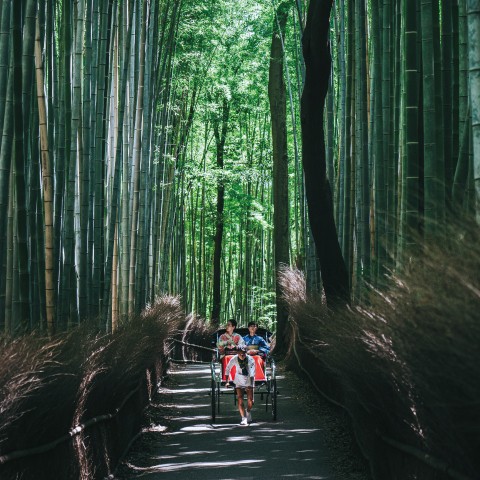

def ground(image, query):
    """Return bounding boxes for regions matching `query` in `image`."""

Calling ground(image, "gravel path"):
[114,363,371,479]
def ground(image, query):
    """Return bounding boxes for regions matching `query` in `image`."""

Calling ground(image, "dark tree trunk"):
[269,1,290,352]
[210,99,230,327]
[300,0,350,306]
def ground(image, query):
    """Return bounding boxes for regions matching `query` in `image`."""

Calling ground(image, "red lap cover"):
[221,355,266,382]
[253,355,266,381]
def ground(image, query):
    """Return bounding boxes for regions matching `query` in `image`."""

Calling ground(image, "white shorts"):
[234,373,253,388]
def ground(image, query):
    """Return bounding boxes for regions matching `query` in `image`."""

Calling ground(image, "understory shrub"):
[0,295,183,479]
[170,314,216,363]
[280,223,480,479]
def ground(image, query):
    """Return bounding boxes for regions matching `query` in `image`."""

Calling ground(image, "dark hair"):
[247,321,257,328]
[227,318,237,328]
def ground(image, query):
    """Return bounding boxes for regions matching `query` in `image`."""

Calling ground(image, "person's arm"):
[259,336,270,355]
[225,355,236,378]
[217,334,226,356]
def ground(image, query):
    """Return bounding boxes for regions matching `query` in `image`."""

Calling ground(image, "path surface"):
[115,363,370,479]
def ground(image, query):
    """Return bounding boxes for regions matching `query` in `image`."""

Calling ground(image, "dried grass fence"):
[0,295,183,480]
[280,223,480,480]
[169,313,216,363]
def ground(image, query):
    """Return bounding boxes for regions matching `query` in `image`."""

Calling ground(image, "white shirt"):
[225,354,256,387]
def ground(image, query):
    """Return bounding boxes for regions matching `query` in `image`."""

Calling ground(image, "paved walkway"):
[115,363,341,479]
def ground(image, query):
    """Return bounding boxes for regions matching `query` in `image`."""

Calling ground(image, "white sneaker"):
[240,417,248,426]
[246,411,252,423]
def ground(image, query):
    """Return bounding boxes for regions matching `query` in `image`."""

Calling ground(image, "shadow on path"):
[115,364,337,479]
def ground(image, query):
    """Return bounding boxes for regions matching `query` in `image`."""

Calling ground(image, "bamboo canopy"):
[0,0,478,334]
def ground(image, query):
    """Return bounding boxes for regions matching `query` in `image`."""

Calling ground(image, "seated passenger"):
[243,321,270,359]
[217,318,244,359]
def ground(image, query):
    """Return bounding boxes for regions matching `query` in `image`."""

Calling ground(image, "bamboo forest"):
[0,0,479,479]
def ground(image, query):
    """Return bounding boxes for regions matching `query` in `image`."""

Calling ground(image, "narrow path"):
[115,363,370,479]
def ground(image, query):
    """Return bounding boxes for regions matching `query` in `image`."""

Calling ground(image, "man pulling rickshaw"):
[224,344,256,425]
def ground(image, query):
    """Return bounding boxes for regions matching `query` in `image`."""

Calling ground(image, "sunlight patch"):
[180,424,215,432]
[257,428,319,434]
[282,476,327,479]
[179,450,218,456]
[225,435,255,442]
[170,368,211,375]
[142,424,168,433]
[158,387,211,394]
[174,415,211,421]
[176,403,210,408]
[132,458,265,473]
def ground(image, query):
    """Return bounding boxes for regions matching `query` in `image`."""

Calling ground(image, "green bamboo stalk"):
[371,0,386,281]
[442,0,454,199]
[35,15,55,335]
[0,51,13,326]
[0,46,13,259]
[103,0,135,322]
[420,0,438,237]
[354,0,370,288]
[5,166,14,334]
[0,0,11,144]
[342,0,354,285]
[92,0,112,318]
[336,0,346,246]
[29,96,42,330]
[13,0,30,331]
[402,0,419,256]
[80,0,92,320]
[452,2,460,178]
[433,1,445,228]
[459,0,469,161]
[128,0,147,314]
[467,0,480,221]
[382,0,394,260]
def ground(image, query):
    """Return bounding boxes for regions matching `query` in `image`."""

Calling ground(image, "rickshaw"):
[210,327,278,422]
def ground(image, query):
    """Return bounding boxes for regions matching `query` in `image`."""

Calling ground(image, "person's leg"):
[246,386,254,423]
[236,387,246,419]
[246,387,254,411]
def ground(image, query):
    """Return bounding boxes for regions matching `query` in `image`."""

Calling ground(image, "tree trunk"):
[210,98,229,327]
[300,0,349,306]
[268,0,290,351]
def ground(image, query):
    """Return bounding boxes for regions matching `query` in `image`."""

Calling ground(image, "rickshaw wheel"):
[271,378,277,421]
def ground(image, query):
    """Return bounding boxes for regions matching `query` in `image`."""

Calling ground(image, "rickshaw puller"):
[225,344,256,425]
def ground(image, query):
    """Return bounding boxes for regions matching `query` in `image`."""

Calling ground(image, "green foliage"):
[172,0,291,324]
